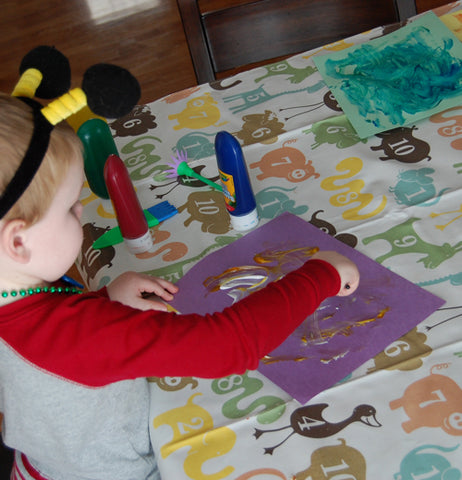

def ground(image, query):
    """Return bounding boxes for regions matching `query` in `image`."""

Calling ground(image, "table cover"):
[77,3,462,478]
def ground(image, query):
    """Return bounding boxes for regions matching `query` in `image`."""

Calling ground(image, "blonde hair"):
[0,93,83,225]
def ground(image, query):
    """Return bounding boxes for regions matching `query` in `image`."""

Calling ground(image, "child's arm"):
[311,251,359,296]
[1,252,359,386]
[106,251,359,311]
[106,271,179,311]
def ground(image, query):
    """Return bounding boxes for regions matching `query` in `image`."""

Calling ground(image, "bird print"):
[254,403,381,454]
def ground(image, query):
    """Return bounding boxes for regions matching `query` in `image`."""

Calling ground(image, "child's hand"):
[106,271,178,311]
[311,251,360,296]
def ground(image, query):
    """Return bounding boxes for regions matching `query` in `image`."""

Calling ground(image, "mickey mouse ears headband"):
[0,45,140,219]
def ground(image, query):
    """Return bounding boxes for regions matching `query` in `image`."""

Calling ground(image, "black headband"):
[0,98,53,219]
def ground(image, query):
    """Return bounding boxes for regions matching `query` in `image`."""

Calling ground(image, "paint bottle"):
[215,131,259,231]
[103,154,153,254]
[78,118,119,199]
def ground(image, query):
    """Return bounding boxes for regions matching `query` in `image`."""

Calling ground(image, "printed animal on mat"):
[249,141,319,183]
[394,444,461,480]
[168,93,226,130]
[362,217,462,268]
[294,438,366,480]
[390,373,462,435]
[308,209,358,248]
[370,126,431,163]
[254,403,380,454]
[389,168,449,207]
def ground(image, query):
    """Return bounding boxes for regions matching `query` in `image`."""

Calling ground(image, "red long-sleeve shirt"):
[0,259,339,387]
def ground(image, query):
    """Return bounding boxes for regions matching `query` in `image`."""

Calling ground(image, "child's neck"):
[0,277,50,306]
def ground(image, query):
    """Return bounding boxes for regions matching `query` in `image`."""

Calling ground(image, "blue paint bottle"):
[215,131,259,231]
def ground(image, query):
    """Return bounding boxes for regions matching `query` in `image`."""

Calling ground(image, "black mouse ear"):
[82,63,140,118]
[19,45,71,99]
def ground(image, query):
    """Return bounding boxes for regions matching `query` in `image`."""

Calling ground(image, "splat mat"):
[314,12,462,139]
[170,213,444,404]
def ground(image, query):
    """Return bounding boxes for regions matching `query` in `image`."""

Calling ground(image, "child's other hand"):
[311,251,360,296]
[107,271,178,311]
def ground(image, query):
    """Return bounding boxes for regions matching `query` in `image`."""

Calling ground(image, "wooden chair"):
[177,0,418,84]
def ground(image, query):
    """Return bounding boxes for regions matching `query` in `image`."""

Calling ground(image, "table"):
[77,3,462,478]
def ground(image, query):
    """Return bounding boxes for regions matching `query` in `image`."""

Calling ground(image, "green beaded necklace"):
[1,285,82,299]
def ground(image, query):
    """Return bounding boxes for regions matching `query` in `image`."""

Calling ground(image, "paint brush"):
[92,201,178,250]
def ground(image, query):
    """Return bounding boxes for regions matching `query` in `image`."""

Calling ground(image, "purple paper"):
[171,213,444,404]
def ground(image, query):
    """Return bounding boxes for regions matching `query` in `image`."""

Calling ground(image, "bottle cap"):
[123,230,153,254]
[230,208,259,231]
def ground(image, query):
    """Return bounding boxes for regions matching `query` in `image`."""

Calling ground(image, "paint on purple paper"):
[170,213,444,404]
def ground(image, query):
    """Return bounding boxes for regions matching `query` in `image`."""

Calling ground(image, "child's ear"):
[0,219,31,263]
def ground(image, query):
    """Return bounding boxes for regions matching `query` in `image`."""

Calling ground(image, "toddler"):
[0,93,359,480]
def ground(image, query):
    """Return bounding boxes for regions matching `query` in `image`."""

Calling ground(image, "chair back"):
[177,0,417,84]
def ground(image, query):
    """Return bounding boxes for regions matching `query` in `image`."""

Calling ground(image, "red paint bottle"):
[103,154,153,254]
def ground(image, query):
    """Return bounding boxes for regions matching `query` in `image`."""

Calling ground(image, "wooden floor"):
[0,0,198,104]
